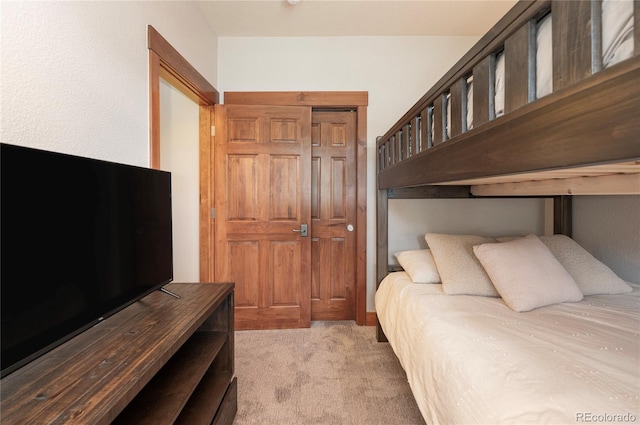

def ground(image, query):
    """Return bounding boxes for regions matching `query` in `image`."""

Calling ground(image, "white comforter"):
[376,272,640,425]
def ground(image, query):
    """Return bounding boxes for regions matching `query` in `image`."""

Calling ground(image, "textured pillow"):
[394,249,440,284]
[538,235,632,295]
[473,235,583,312]
[425,233,499,296]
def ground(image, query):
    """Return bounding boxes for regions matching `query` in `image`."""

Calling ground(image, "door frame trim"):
[147,26,219,280]
[147,25,219,168]
[224,91,368,326]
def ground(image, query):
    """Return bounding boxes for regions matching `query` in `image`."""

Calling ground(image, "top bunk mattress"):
[376,272,640,424]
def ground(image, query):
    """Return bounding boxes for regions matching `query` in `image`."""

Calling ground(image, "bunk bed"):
[375,0,640,423]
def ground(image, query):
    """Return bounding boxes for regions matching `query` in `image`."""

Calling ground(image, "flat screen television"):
[0,143,173,378]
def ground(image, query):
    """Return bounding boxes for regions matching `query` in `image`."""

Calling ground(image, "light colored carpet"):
[232,321,426,425]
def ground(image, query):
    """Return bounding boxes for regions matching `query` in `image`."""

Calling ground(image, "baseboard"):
[365,311,377,326]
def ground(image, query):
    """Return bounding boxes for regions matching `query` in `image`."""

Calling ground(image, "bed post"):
[376,134,390,342]
[376,187,389,342]
[553,195,572,237]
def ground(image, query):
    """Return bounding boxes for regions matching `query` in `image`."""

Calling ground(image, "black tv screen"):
[1,143,173,377]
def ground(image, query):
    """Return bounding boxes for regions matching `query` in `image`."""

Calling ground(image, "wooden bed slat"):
[505,20,535,112]
[388,186,471,199]
[552,0,593,90]
[471,173,640,196]
[383,141,390,169]
[432,99,444,146]
[420,109,429,151]
[395,130,404,162]
[450,79,464,138]
[405,123,411,158]
[437,162,640,185]
[472,56,493,127]
[553,196,572,238]
[391,133,398,163]
[410,116,419,157]
[391,132,398,164]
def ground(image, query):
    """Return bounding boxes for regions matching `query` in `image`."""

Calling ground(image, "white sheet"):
[445,92,451,140]
[603,0,635,68]
[536,14,553,99]
[376,272,640,425]
[429,105,434,146]
[494,52,505,118]
[466,76,473,131]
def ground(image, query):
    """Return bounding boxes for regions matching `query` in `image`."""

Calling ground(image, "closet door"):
[214,104,312,330]
[310,111,357,320]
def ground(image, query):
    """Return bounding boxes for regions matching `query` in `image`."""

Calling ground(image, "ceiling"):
[197,0,518,37]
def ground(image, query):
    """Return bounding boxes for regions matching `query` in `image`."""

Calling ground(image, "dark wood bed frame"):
[375,0,640,342]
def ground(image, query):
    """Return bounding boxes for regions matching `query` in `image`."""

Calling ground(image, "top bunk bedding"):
[377,0,640,195]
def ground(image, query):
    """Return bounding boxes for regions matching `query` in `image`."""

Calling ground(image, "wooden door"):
[214,104,312,330]
[310,111,357,320]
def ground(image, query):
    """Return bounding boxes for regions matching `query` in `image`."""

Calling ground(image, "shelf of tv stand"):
[0,282,236,425]
[114,332,227,424]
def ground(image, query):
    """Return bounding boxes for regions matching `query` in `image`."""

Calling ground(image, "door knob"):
[292,224,308,237]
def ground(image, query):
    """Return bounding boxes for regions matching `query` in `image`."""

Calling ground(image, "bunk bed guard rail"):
[377,0,640,190]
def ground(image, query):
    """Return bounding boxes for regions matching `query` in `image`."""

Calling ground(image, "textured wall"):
[1,1,217,166]
[388,198,546,262]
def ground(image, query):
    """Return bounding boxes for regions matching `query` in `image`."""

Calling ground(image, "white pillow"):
[394,249,440,284]
[425,233,499,296]
[473,235,583,312]
[538,235,632,295]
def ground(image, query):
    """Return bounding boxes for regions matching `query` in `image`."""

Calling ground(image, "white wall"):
[574,196,640,283]
[1,1,217,167]
[160,80,200,283]
[388,198,546,262]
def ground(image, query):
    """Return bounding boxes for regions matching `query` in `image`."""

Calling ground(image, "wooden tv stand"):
[0,282,236,425]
